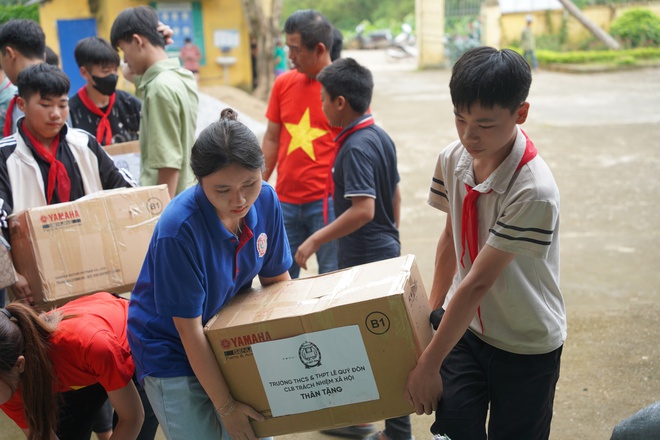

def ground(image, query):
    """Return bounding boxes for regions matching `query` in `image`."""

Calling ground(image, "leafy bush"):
[610,8,660,48]
[533,47,660,64]
[0,4,39,24]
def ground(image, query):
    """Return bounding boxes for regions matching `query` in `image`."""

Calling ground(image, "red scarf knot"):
[77,85,116,146]
[21,121,70,204]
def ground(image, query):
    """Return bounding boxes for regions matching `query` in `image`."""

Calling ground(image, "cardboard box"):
[9,185,169,306]
[103,140,140,183]
[204,255,433,437]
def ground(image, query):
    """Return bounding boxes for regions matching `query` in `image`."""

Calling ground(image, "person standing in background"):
[44,46,59,67]
[261,9,339,279]
[521,15,538,70]
[330,27,343,62]
[110,6,198,199]
[274,38,287,77]
[180,37,202,83]
[0,19,46,137]
[70,37,141,146]
[0,66,16,143]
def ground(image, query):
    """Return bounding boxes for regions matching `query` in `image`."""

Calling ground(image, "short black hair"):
[110,6,165,49]
[330,27,343,62]
[450,46,531,114]
[190,108,264,179]
[284,10,333,52]
[44,46,59,67]
[0,19,46,60]
[317,58,372,114]
[74,37,120,70]
[17,63,70,101]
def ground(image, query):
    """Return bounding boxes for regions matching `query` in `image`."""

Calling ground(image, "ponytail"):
[1,303,60,440]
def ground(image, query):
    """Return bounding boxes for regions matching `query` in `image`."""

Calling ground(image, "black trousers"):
[56,377,158,440]
[430,310,562,440]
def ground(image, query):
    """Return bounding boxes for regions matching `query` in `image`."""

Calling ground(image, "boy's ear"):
[79,66,90,81]
[4,46,17,61]
[336,95,347,111]
[132,33,144,49]
[16,96,26,112]
[516,102,530,124]
[315,42,326,57]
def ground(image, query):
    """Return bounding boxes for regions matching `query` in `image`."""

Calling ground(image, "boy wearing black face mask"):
[69,37,141,146]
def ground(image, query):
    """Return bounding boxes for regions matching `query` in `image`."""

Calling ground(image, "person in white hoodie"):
[110,6,198,199]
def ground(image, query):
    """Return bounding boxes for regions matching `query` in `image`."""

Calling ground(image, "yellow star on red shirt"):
[284,108,328,161]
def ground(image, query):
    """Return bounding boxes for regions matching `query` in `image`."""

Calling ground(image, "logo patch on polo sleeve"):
[257,232,268,257]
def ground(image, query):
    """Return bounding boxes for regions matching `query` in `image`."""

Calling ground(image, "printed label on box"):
[251,325,379,417]
[109,153,141,183]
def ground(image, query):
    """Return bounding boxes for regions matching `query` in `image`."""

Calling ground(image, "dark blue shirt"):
[333,115,400,269]
[127,182,292,382]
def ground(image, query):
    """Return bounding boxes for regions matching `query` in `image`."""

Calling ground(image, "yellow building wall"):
[39,0,252,88]
[499,4,660,47]
[197,0,252,89]
[39,0,92,61]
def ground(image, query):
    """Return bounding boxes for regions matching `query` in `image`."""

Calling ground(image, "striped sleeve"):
[487,200,559,259]
[428,153,449,212]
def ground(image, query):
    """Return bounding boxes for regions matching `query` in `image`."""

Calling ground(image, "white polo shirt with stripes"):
[428,126,566,355]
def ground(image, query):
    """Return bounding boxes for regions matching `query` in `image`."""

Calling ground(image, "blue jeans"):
[281,199,338,278]
[523,50,538,69]
[143,375,272,440]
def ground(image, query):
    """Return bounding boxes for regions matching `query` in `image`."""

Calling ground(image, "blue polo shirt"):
[333,115,400,269]
[128,182,292,382]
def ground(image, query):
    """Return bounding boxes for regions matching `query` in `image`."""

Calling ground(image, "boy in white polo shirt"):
[405,46,566,440]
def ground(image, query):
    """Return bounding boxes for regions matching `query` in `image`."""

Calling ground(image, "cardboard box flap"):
[208,255,416,329]
[102,140,140,156]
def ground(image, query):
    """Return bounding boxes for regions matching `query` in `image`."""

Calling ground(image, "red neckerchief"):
[21,121,69,204]
[323,115,375,224]
[460,130,537,333]
[77,85,116,145]
[3,95,17,137]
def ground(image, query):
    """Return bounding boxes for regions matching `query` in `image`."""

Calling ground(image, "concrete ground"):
[2,50,658,439]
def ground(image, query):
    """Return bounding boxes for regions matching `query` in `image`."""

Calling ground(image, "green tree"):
[282,0,414,33]
[0,3,39,24]
[610,8,660,48]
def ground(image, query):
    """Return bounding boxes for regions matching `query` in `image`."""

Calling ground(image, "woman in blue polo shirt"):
[128,108,292,440]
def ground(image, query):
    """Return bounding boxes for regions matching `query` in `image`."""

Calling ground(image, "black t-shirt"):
[333,117,400,269]
[69,89,141,146]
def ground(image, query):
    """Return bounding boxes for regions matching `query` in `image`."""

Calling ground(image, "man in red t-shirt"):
[262,9,339,279]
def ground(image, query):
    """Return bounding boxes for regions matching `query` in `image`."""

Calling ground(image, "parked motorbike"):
[385,23,417,61]
[351,23,393,50]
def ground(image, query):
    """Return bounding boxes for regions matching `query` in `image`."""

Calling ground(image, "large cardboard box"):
[204,255,433,437]
[103,140,140,182]
[9,185,169,306]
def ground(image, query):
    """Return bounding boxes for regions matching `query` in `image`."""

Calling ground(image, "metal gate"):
[444,0,483,64]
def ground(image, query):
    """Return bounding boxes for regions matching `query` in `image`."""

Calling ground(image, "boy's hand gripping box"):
[204,255,433,437]
[8,185,169,306]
